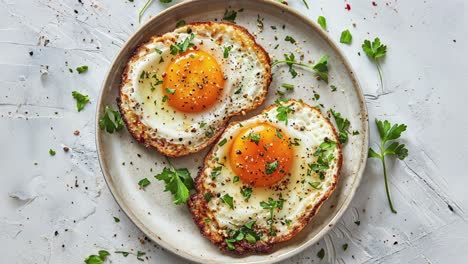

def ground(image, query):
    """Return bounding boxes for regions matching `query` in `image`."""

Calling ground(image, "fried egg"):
[188,100,342,253]
[118,22,271,157]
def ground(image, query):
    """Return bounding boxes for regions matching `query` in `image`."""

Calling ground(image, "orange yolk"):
[163,49,224,113]
[229,123,294,187]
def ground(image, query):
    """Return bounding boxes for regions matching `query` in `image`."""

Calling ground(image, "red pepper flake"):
[372,1,377,6]
[345,3,351,11]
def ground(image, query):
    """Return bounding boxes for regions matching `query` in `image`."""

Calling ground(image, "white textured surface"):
[1,0,467,263]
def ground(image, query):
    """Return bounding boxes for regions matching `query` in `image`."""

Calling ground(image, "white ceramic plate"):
[96,0,368,263]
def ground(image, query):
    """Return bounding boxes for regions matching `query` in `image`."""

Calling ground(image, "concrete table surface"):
[1,0,467,263]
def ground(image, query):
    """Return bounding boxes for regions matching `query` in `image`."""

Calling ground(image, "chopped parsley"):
[225,220,261,250]
[275,129,283,139]
[223,46,232,58]
[199,122,206,128]
[243,132,260,144]
[342,244,348,251]
[221,194,234,209]
[281,83,294,90]
[218,138,227,146]
[260,196,284,235]
[76,65,88,74]
[340,29,353,44]
[329,109,351,143]
[240,187,252,201]
[165,87,175,94]
[154,158,194,205]
[302,0,310,9]
[368,119,408,213]
[162,95,169,102]
[175,20,186,28]
[138,178,151,188]
[84,250,110,264]
[115,251,130,257]
[99,106,124,133]
[204,192,212,202]
[233,176,239,183]
[309,181,322,190]
[317,16,327,30]
[317,248,325,259]
[136,251,146,261]
[284,35,296,44]
[265,160,278,175]
[308,139,337,179]
[330,85,338,92]
[210,166,222,180]
[271,53,329,83]
[113,217,120,223]
[49,149,56,156]
[170,33,195,55]
[72,91,90,112]
[275,98,294,125]
[222,9,237,23]
[362,37,387,91]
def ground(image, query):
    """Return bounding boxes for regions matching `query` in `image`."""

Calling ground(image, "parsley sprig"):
[271,53,329,83]
[260,196,285,235]
[275,98,294,125]
[154,157,194,205]
[170,33,195,55]
[368,119,408,213]
[329,110,350,143]
[308,139,337,180]
[72,91,89,112]
[225,220,261,250]
[84,250,110,264]
[362,38,387,91]
[99,106,124,133]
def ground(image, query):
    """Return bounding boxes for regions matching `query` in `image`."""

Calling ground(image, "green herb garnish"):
[265,160,278,175]
[170,33,195,55]
[223,46,232,58]
[275,98,294,125]
[317,248,325,259]
[99,106,124,133]
[225,220,261,250]
[260,196,284,235]
[222,9,237,23]
[240,187,252,201]
[138,0,172,22]
[84,250,110,264]
[317,16,327,30]
[113,217,120,223]
[76,65,88,74]
[154,158,194,205]
[49,149,56,156]
[271,53,329,83]
[221,193,234,209]
[233,176,239,183]
[218,138,227,146]
[175,20,186,28]
[329,110,351,143]
[362,37,387,91]
[72,91,89,112]
[285,35,296,44]
[340,29,352,44]
[368,119,408,213]
[138,178,151,188]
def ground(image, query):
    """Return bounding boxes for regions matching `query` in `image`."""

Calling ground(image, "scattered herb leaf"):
[72,91,90,112]
[317,16,327,30]
[99,106,124,133]
[362,37,387,91]
[154,158,194,205]
[340,29,353,44]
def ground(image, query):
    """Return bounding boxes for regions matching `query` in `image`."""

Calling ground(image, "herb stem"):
[271,60,313,70]
[375,60,384,93]
[139,0,153,23]
[380,144,397,213]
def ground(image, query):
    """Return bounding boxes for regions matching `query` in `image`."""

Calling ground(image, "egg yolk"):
[229,123,294,187]
[163,49,224,113]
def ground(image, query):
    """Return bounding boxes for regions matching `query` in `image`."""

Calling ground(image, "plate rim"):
[95,0,369,263]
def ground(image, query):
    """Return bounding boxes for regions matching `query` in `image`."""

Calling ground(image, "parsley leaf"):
[243,132,260,144]
[72,91,90,112]
[154,158,194,205]
[260,196,284,235]
[76,65,88,74]
[362,37,387,91]
[308,139,337,179]
[340,29,353,44]
[285,35,296,44]
[275,98,294,125]
[317,16,327,30]
[271,53,329,83]
[221,194,234,209]
[223,46,232,58]
[170,34,195,55]
[329,110,351,143]
[175,20,186,28]
[138,178,151,189]
[317,248,325,259]
[222,9,237,23]
[84,250,110,264]
[265,160,278,175]
[218,138,227,146]
[368,119,408,213]
[204,192,212,202]
[225,220,261,250]
[240,187,252,201]
[49,149,56,156]
[99,106,124,133]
